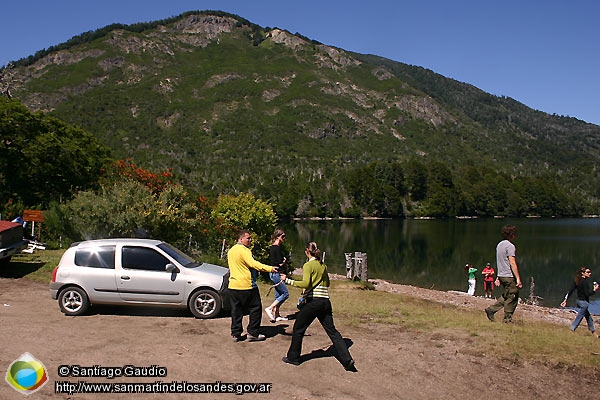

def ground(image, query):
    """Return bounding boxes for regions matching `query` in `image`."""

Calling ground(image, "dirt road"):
[0,277,597,399]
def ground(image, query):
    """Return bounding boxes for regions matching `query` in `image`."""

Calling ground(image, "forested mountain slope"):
[4,10,600,217]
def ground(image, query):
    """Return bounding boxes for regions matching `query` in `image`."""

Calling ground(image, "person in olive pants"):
[485,225,522,323]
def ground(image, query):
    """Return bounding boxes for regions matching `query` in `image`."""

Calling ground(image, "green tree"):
[0,97,111,213]
[372,161,406,216]
[210,193,278,262]
[373,161,406,195]
[405,159,428,202]
[344,167,383,216]
[505,188,528,217]
[422,162,459,217]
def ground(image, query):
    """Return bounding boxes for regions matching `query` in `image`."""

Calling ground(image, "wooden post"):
[360,252,368,282]
[345,253,353,279]
[220,239,226,259]
[354,252,362,281]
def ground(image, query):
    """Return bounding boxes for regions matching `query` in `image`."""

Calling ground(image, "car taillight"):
[51,266,59,282]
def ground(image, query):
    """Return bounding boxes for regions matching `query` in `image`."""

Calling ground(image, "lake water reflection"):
[280,218,600,308]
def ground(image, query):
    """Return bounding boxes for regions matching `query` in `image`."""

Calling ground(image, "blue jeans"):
[269,272,289,305]
[570,300,595,332]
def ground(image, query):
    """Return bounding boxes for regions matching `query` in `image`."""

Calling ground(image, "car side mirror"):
[165,263,180,273]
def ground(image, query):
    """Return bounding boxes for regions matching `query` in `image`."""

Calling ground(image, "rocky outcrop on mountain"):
[268,28,308,49]
[171,14,237,47]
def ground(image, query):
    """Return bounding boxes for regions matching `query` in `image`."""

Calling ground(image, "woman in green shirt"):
[281,242,355,371]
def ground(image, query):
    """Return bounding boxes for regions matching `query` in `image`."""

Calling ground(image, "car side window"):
[122,246,170,271]
[74,246,116,269]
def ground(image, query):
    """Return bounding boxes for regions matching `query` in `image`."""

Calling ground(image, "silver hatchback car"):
[50,239,230,319]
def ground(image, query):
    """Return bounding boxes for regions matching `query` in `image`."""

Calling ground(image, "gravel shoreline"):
[320,270,578,326]
[368,277,578,325]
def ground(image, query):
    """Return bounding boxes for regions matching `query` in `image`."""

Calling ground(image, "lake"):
[280,218,600,309]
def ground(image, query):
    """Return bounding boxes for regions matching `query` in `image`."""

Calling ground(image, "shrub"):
[211,193,278,262]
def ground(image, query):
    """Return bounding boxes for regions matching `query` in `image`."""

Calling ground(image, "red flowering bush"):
[101,159,173,195]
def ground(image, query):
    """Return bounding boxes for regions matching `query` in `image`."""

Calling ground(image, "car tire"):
[58,286,90,316]
[188,289,221,319]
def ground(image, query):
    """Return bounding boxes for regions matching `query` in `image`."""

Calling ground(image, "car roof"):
[70,238,165,248]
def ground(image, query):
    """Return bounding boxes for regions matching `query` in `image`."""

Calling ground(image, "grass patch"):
[1,250,63,282]
[260,279,600,370]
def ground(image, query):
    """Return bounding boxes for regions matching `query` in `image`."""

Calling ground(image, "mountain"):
[3,10,600,217]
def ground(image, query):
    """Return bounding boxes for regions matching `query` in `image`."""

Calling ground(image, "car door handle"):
[120,276,131,280]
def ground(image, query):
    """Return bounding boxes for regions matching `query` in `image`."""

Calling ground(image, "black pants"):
[286,297,352,365]
[229,287,262,337]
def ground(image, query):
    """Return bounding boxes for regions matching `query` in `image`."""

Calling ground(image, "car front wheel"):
[58,286,90,316]
[188,289,221,319]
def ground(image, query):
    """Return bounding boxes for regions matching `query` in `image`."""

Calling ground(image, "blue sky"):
[2,0,599,125]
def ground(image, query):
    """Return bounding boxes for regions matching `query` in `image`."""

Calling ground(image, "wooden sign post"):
[22,209,44,241]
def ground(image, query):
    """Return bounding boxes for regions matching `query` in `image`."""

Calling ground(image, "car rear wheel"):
[58,286,90,316]
[188,289,221,319]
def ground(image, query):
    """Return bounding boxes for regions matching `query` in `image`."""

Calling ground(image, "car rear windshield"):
[74,246,116,269]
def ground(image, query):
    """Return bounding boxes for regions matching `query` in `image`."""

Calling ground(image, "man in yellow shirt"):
[227,229,277,342]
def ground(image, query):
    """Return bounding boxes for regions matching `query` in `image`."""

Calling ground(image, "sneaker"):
[231,335,245,342]
[265,308,275,322]
[247,333,266,342]
[275,316,288,322]
[485,308,495,322]
[282,357,300,366]
[343,359,357,372]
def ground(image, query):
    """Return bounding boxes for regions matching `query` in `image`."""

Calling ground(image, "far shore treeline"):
[0,95,591,260]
